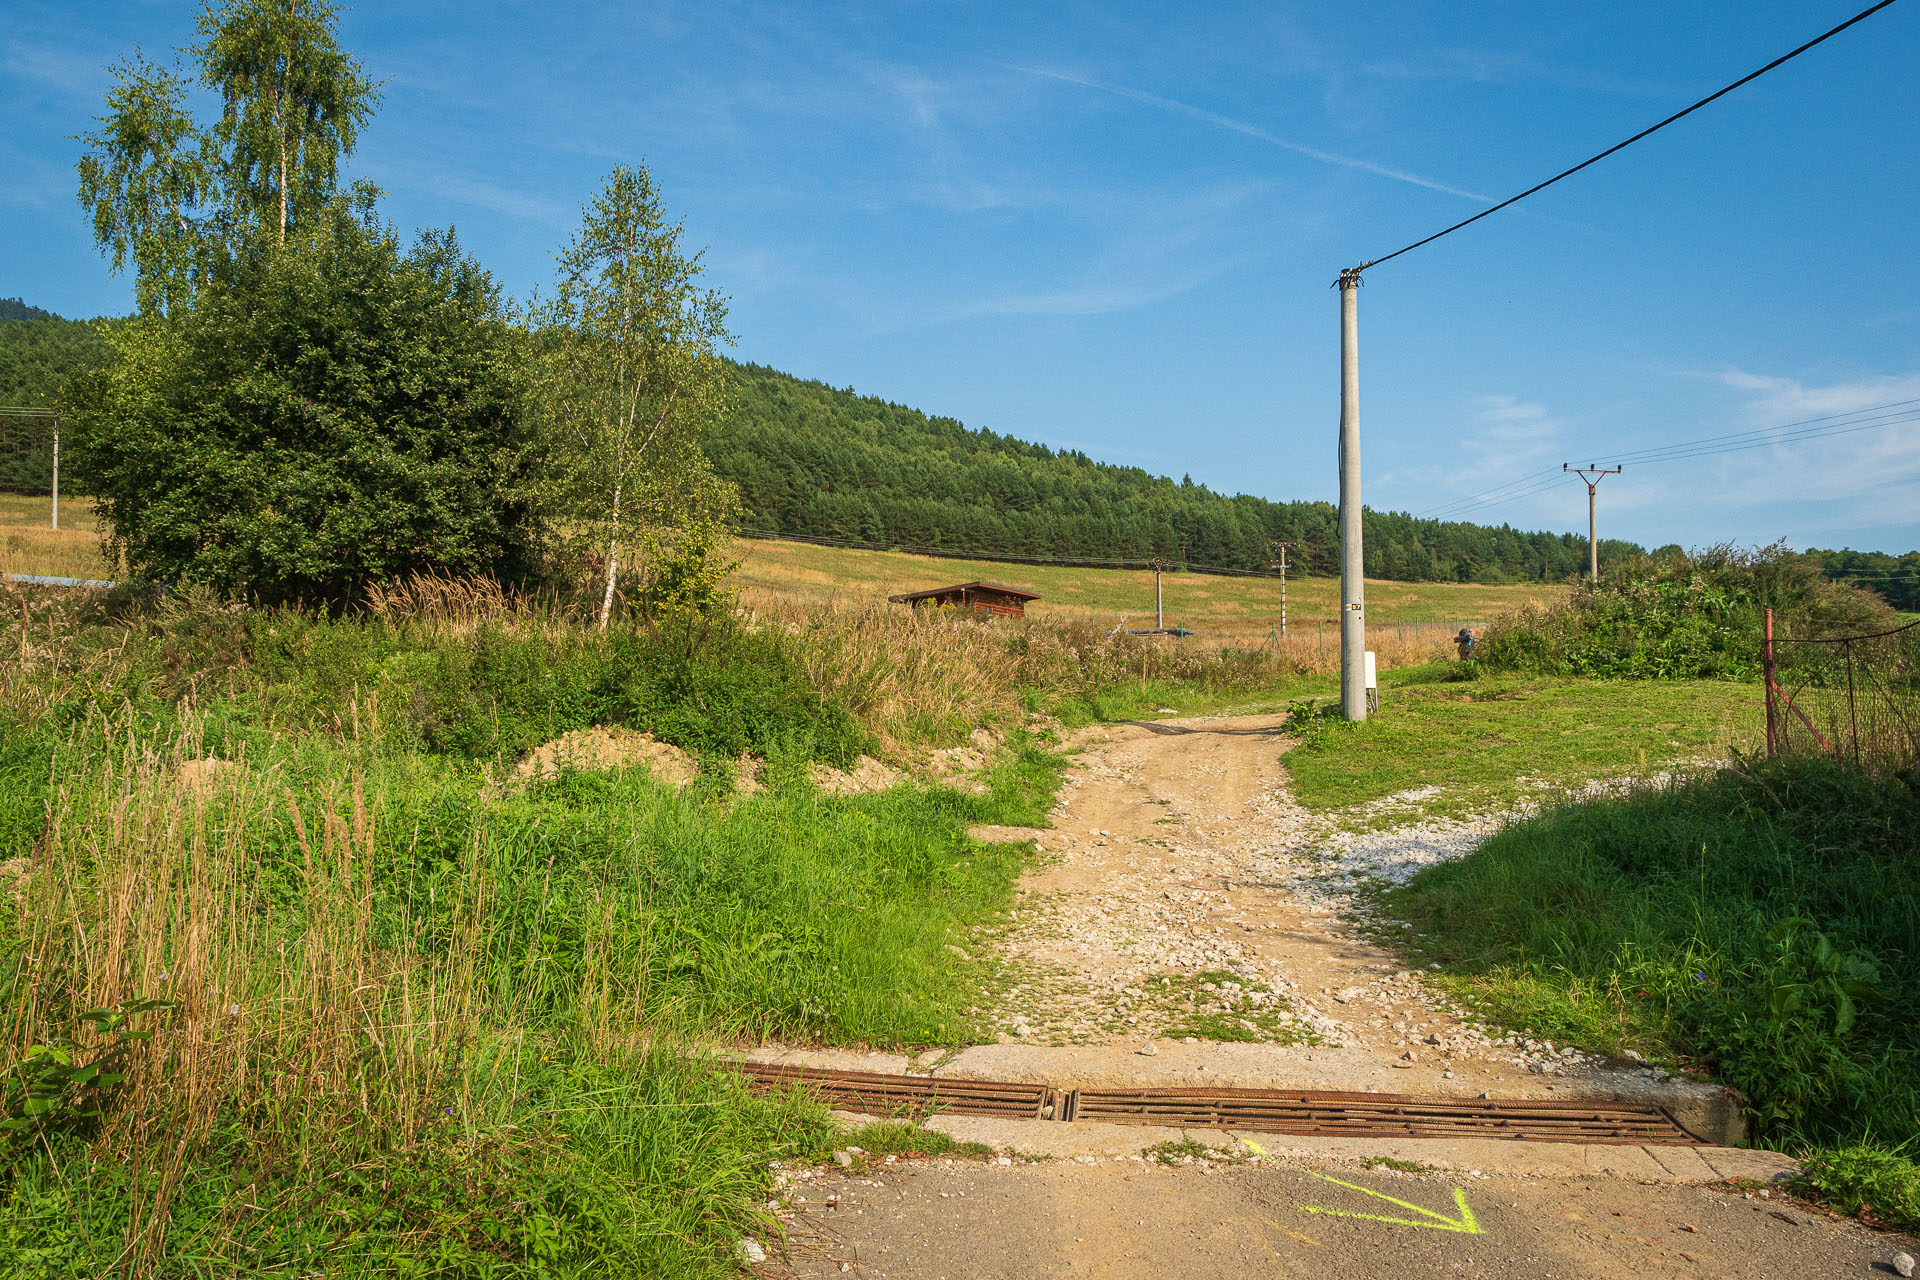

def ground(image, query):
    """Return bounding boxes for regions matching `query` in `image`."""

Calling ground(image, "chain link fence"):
[1764,608,1920,771]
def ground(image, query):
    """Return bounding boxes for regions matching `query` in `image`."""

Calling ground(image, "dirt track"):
[981,713,1613,1093]
[760,712,1917,1279]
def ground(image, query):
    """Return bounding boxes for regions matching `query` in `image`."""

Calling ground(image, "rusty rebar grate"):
[736,1061,1059,1120]
[1064,1086,1702,1145]
[733,1062,1706,1145]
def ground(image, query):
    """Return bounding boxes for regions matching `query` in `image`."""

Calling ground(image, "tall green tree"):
[195,0,379,245]
[74,55,213,317]
[64,209,543,603]
[541,164,735,629]
[75,1,379,313]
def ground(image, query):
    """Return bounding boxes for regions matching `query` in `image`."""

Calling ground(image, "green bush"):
[1793,1144,1920,1230]
[611,624,866,767]
[63,209,544,604]
[1390,758,1920,1152]
[28,599,869,771]
[1477,544,1890,679]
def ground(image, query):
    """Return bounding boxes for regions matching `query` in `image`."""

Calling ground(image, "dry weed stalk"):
[6,721,497,1270]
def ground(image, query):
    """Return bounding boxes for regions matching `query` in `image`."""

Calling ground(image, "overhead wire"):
[1418,396,1920,521]
[1353,0,1906,272]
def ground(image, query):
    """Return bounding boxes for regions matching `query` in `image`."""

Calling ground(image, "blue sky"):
[5,1,1917,553]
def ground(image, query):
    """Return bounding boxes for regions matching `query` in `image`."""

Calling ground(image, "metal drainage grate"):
[737,1062,1059,1120]
[1063,1087,1702,1146]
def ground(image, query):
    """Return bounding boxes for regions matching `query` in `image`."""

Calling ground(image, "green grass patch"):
[836,1120,993,1163]
[1283,670,1759,820]
[1386,758,1920,1225]
[1792,1145,1920,1230]
[3,1047,842,1280]
[0,591,1067,1276]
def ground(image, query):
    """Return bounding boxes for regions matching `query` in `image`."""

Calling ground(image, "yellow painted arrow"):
[1296,1174,1482,1234]
[1236,1139,1483,1236]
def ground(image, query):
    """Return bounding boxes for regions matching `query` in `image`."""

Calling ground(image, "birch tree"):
[75,1,379,312]
[74,56,213,317]
[543,165,734,629]
[195,0,378,245]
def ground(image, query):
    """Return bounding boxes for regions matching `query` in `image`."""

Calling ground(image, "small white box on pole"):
[1363,651,1378,713]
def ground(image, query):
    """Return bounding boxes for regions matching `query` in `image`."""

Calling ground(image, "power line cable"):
[1418,396,1920,520]
[1602,409,1920,466]
[1419,471,1576,520]
[1597,398,1920,464]
[1354,0,1905,271]
[1414,465,1564,519]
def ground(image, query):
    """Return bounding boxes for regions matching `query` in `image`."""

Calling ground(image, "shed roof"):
[886,580,1042,604]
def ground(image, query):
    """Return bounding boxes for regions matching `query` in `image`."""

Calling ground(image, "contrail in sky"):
[1019,66,1493,203]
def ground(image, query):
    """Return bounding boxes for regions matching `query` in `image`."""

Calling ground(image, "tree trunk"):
[277,13,291,242]
[597,483,622,631]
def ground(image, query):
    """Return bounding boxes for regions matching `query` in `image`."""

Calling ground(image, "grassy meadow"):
[1379,759,1920,1226]
[1,500,1560,648]
[1284,666,1762,821]
[0,492,100,581]
[731,534,1553,645]
[0,580,1091,1277]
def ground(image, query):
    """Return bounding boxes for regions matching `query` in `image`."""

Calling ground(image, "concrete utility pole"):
[1336,268,1367,721]
[1149,558,1168,628]
[1271,540,1294,637]
[1563,463,1622,581]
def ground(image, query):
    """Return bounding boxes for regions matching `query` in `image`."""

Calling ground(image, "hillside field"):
[732,534,1557,648]
[3,496,1558,646]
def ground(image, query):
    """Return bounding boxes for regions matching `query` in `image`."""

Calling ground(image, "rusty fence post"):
[1763,608,1777,758]
[1844,640,1861,767]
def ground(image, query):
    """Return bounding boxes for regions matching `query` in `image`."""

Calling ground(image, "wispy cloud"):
[4,39,114,99]
[1015,65,1493,203]
[356,160,575,228]
[1360,48,1667,98]
[1714,368,1920,423]
[1589,369,1920,540]
[1375,393,1577,519]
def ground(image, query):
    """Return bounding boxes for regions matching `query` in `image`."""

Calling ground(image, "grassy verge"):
[0,728,1059,1275]
[1384,758,1920,1227]
[0,584,1070,1276]
[1282,666,1760,821]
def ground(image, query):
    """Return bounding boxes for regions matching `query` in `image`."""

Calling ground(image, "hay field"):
[731,536,1556,649]
[0,498,1561,646]
[0,492,104,580]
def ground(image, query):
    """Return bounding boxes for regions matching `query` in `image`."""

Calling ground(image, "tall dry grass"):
[748,596,1453,747]
[7,723,507,1269]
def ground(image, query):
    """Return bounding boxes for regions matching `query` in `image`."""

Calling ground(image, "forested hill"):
[0,301,110,407]
[1804,548,1920,613]
[706,363,1641,583]
[0,306,1720,585]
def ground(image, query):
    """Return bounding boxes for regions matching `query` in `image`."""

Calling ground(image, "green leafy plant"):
[2,999,175,1143]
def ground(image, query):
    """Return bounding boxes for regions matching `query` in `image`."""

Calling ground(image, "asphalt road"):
[774,1157,1916,1280]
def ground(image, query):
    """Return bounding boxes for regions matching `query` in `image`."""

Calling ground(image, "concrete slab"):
[826,1108,1797,1185]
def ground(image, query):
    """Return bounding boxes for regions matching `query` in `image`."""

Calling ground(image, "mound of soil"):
[512,727,699,788]
[810,756,904,794]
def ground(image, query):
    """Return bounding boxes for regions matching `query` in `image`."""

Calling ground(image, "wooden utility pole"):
[1563,463,1622,580]
[1148,558,1169,628]
[1271,540,1294,637]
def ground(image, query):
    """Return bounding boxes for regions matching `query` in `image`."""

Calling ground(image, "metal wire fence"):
[1764,608,1920,771]
[0,408,57,497]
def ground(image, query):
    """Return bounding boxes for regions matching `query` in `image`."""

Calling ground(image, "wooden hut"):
[886,581,1040,619]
